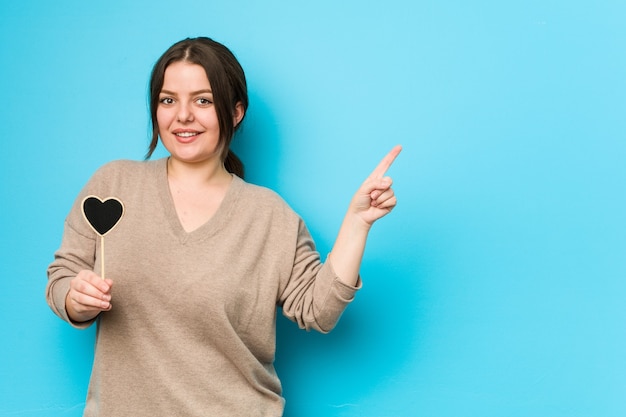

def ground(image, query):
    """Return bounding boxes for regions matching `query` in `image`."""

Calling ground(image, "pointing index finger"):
[369,145,402,179]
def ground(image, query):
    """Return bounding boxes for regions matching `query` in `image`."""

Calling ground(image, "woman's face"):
[157,61,222,166]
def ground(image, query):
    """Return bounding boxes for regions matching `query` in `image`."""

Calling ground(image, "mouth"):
[172,130,201,143]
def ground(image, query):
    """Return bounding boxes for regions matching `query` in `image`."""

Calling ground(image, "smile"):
[175,132,199,138]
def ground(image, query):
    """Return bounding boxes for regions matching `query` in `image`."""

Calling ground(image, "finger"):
[69,291,112,311]
[371,188,396,207]
[68,278,111,310]
[77,270,112,294]
[73,272,112,300]
[369,145,402,179]
[368,177,393,200]
[376,196,397,210]
[71,280,112,305]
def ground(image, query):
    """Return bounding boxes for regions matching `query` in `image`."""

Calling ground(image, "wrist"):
[346,211,373,233]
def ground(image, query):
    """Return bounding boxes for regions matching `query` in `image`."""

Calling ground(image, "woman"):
[46,37,401,416]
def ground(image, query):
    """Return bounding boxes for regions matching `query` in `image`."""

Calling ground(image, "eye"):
[196,97,213,106]
[159,97,175,105]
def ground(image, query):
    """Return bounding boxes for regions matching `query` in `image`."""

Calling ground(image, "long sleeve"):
[45,170,105,328]
[278,218,361,333]
[46,219,98,327]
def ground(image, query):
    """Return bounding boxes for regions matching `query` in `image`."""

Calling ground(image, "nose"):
[176,103,194,123]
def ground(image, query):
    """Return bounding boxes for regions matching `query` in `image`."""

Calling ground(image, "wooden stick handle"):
[101,235,105,280]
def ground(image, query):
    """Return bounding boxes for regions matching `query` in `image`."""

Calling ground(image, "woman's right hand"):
[65,270,113,323]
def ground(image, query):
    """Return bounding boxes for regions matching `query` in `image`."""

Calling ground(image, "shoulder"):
[92,159,159,177]
[89,159,162,182]
[234,176,298,219]
[236,177,288,206]
[83,159,164,195]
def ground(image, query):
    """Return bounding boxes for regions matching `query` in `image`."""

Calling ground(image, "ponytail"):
[224,150,244,179]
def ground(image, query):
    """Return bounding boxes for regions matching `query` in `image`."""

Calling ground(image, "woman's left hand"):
[349,145,402,226]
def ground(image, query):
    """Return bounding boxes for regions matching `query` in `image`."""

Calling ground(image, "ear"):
[233,102,245,128]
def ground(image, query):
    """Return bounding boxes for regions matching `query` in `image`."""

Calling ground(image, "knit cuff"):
[311,256,362,333]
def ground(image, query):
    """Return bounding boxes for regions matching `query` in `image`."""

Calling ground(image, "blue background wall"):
[1,1,625,416]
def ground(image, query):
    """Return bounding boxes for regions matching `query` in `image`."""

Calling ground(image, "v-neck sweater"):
[46,158,360,416]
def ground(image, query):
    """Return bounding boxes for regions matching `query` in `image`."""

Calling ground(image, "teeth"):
[176,132,198,138]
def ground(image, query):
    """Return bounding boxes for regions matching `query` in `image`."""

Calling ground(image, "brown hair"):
[146,37,248,178]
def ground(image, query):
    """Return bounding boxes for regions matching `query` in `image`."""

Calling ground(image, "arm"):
[46,163,117,326]
[329,145,402,286]
[46,219,114,326]
[276,146,401,332]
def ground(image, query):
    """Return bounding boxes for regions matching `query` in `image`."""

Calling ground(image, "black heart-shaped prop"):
[82,196,124,236]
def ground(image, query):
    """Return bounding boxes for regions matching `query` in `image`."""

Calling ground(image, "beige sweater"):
[46,159,360,416]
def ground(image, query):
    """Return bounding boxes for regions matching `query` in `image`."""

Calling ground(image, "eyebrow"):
[160,89,213,96]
